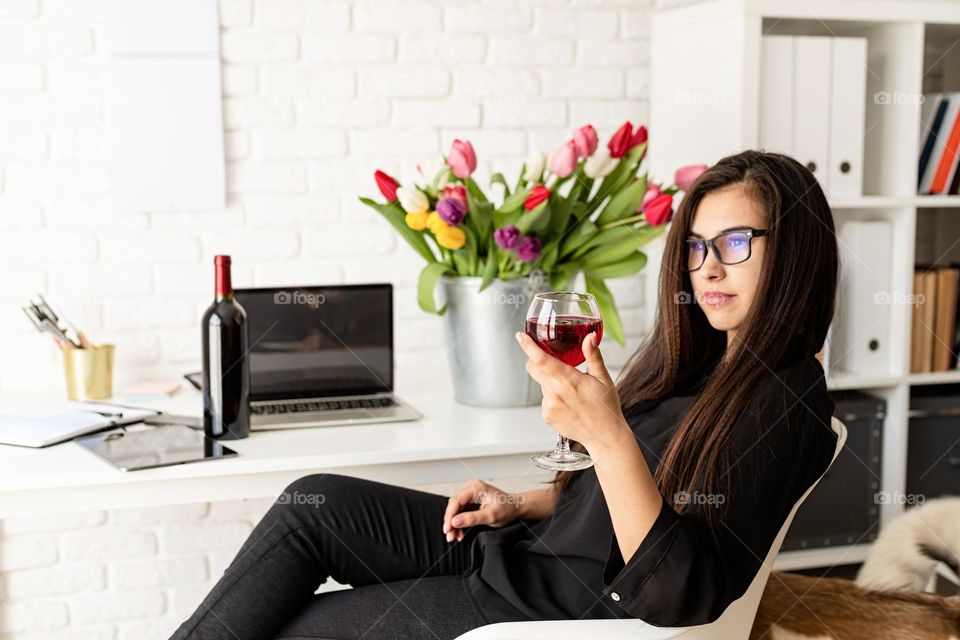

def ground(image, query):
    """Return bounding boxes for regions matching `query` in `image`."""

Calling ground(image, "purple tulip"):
[494,225,521,250]
[437,196,467,226]
[516,235,542,263]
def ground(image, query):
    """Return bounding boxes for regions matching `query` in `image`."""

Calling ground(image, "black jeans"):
[170,473,512,640]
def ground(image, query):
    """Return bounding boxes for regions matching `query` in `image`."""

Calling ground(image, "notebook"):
[0,402,161,448]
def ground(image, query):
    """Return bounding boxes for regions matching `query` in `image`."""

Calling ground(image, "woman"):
[172,149,840,639]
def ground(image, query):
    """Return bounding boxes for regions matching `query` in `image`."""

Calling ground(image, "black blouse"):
[463,355,838,627]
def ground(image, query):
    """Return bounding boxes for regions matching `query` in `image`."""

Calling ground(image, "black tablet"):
[74,422,238,471]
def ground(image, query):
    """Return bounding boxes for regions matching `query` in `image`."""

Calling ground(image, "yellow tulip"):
[426,210,445,233]
[435,224,466,250]
[405,211,429,231]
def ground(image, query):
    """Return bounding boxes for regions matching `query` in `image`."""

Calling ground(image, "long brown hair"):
[553,150,838,535]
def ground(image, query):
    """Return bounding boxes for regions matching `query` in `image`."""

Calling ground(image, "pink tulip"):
[675,164,708,192]
[572,125,598,158]
[548,140,578,178]
[639,183,662,212]
[447,139,477,179]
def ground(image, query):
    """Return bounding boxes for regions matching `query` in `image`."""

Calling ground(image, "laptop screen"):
[233,284,393,401]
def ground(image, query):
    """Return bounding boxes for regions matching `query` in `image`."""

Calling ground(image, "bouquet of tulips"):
[360,121,706,346]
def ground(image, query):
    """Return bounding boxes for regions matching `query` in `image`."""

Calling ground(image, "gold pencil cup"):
[62,344,115,401]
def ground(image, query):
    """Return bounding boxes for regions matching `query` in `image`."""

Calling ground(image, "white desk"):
[0,385,556,519]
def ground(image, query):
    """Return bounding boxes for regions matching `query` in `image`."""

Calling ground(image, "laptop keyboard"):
[251,397,398,416]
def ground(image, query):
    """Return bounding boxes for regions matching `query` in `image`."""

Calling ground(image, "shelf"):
[908,370,960,385]
[830,195,960,209]
[826,371,902,390]
[774,543,872,572]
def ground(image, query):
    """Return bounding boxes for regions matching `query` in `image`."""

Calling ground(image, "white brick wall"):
[0,0,656,635]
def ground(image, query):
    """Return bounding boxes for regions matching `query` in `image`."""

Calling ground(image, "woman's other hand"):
[442,479,523,542]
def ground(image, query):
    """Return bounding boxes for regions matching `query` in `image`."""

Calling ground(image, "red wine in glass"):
[524,292,602,471]
[525,315,603,367]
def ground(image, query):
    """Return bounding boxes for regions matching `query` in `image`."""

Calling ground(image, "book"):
[0,402,160,448]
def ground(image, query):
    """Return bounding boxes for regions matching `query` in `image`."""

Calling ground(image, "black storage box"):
[781,390,884,551]
[907,385,960,501]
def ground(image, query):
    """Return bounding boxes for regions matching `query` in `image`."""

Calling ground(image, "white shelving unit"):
[649,0,960,573]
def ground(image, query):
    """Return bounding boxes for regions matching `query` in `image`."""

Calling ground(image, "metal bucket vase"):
[438,270,552,407]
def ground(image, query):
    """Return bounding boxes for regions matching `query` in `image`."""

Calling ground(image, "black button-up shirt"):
[464,355,837,627]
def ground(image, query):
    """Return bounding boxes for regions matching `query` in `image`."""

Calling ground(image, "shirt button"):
[610,592,621,602]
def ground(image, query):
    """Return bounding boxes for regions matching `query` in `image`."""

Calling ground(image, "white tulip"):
[584,149,619,179]
[396,186,429,214]
[418,155,447,185]
[523,150,546,182]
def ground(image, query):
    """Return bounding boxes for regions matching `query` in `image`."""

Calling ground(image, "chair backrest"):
[675,416,848,639]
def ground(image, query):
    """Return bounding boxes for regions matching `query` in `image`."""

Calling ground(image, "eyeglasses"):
[684,227,769,272]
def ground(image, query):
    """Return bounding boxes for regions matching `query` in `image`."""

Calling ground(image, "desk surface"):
[0,385,556,517]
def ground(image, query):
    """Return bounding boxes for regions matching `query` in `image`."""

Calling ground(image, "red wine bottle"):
[525,315,603,367]
[201,255,250,440]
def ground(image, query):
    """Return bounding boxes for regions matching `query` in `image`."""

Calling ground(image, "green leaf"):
[496,187,531,214]
[559,219,598,258]
[452,250,471,274]
[583,251,647,279]
[417,262,453,314]
[539,242,560,274]
[359,197,437,263]
[547,193,574,237]
[464,177,489,204]
[549,269,573,290]
[490,172,511,197]
[595,174,647,227]
[516,201,548,234]
[585,143,647,216]
[571,225,637,261]
[584,274,625,347]
[478,237,499,292]
[580,224,664,267]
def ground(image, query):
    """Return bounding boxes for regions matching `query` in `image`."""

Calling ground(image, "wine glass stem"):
[554,434,570,458]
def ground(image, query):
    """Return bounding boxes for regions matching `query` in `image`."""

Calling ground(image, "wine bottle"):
[201,255,250,440]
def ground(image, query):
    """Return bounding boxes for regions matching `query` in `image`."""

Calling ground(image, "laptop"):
[232,284,422,431]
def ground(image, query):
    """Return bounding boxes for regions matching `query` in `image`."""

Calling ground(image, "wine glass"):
[525,291,603,471]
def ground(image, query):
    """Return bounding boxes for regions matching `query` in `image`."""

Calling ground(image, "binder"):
[835,220,893,375]
[929,104,960,194]
[794,36,832,190]
[759,36,795,156]
[759,35,867,197]
[828,37,867,197]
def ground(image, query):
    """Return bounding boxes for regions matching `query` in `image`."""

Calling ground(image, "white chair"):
[456,417,848,640]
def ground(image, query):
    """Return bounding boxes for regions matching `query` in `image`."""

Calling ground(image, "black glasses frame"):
[684,227,769,272]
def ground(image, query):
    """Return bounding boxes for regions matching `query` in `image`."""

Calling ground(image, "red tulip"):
[644,193,673,226]
[524,185,551,210]
[374,170,399,202]
[607,121,648,159]
[607,122,634,159]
